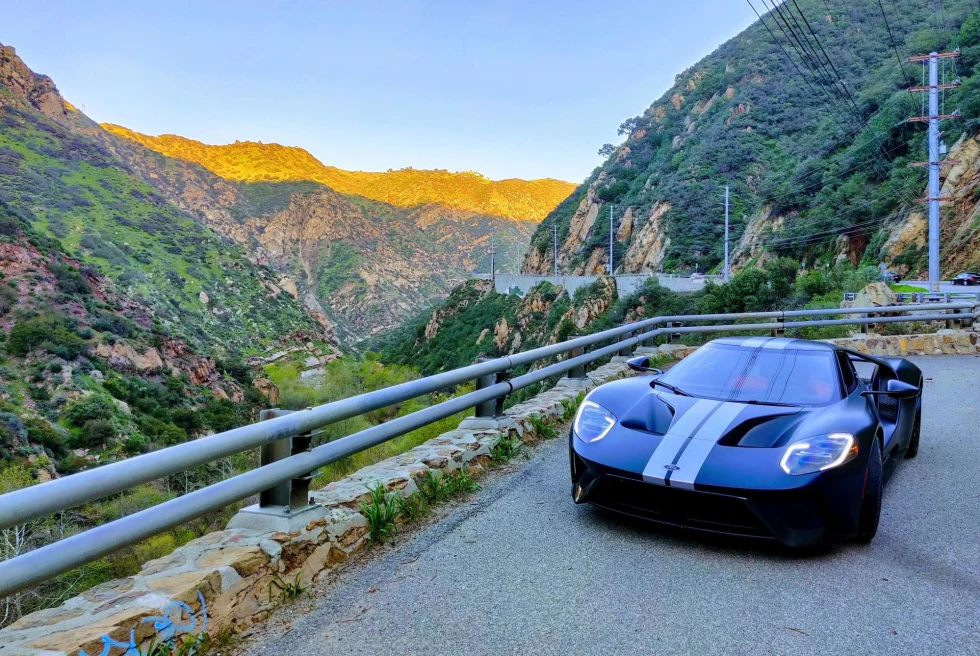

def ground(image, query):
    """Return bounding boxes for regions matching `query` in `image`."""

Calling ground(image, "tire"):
[856,435,883,543]
[905,409,921,459]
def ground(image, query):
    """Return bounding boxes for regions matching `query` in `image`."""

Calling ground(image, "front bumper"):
[570,445,865,549]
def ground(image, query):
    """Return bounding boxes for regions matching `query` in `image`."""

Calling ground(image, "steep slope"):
[0,42,332,353]
[100,124,575,222]
[524,0,980,278]
[93,129,538,341]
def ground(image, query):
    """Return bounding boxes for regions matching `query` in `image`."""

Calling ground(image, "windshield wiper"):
[739,399,798,407]
[651,379,691,397]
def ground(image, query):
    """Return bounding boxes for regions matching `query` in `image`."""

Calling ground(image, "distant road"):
[905,280,979,294]
[247,355,980,656]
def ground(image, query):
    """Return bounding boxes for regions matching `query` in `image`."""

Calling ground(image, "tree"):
[617,117,643,137]
[597,143,617,158]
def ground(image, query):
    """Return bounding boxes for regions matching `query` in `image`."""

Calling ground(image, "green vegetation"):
[529,1,980,276]
[267,573,306,605]
[0,109,322,356]
[361,482,401,544]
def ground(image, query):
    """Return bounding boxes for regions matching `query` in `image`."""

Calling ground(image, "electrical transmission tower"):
[906,49,961,292]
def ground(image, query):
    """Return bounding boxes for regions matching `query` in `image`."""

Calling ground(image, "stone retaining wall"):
[0,360,634,656]
[826,328,980,356]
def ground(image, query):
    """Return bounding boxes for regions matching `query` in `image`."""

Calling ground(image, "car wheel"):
[856,436,883,543]
[905,409,921,459]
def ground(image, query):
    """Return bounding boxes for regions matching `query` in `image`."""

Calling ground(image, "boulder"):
[850,282,896,308]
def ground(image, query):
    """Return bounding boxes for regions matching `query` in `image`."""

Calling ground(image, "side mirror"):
[861,379,919,400]
[885,379,919,399]
[627,355,662,375]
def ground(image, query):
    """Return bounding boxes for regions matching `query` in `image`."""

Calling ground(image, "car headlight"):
[573,400,616,443]
[780,433,857,475]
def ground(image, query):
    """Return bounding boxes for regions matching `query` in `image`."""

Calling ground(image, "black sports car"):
[570,337,923,549]
[881,271,902,283]
[951,271,980,286]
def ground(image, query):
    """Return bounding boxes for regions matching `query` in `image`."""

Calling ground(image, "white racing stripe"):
[641,399,720,484]
[740,337,771,348]
[761,337,794,350]
[668,402,747,490]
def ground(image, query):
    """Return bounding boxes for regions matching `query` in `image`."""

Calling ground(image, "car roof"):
[707,336,837,351]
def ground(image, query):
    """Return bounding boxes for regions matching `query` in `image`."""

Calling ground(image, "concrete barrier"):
[491,274,711,297]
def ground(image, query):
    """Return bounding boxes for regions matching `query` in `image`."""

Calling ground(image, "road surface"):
[246,355,980,656]
[905,279,980,294]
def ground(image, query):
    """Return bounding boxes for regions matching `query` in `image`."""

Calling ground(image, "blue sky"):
[2,1,755,182]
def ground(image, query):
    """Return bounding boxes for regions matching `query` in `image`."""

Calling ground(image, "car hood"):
[617,390,806,449]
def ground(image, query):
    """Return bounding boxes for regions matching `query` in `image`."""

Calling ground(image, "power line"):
[782,0,899,179]
[762,0,867,135]
[877,0,911,81]
[745,0,860,139]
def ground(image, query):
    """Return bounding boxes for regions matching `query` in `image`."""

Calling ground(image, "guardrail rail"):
[0,300,976,597]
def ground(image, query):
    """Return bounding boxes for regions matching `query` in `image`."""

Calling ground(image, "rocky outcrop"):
[0,42,72,123]
[883,135,980,276]
[93,343,165,371]
[622,203,672,272]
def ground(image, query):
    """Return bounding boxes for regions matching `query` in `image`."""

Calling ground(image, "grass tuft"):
[360,481,400,544]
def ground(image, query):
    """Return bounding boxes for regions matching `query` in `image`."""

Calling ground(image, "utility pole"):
[609,205,614,276]
[723,185,730,282]
[489,230,495,281]
[907,49,960,292]
[516,243,521,275]
[553,225,558,279]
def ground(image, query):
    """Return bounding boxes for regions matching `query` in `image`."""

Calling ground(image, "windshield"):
[659,343,841,406]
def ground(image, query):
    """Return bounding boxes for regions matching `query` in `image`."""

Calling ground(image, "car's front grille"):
[591,475,771,537]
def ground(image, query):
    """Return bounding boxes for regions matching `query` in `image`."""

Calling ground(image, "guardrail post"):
[473,357,510,419]
[955,306,974,329]
[859,313,870,334]
[666,321,681,344]
[616,329,634,357]
[770,316,786,337]
[945,308,955,330]
[566,336,587,380]
[227,409,325,532]
[258,409,293,509]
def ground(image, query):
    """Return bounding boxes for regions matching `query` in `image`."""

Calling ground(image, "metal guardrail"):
[843,291,980,303]
[0,301,976,597]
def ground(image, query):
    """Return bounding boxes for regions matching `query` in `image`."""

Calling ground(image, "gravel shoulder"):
[242,355,980,656]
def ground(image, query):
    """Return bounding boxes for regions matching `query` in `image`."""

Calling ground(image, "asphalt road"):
[905,279,980,294]
[246,355,980,656]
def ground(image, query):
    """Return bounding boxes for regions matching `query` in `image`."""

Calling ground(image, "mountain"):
[0,42,329,353]
[523,0,980,279]
[88,128,566,341]
[0,42,355,478]
[100,125,574,222]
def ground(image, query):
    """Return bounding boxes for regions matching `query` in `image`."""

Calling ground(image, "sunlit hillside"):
[101,124,575,221]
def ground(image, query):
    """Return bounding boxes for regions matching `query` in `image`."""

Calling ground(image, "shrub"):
[73,418,116,448]
[172,408,203,435]
[25,417,66,455]
[0,284,15,316]
[7,314,86,359]
[64,394,116,427]
[201,398,241,433]
[51,263,90,296]
[92,312,135,337]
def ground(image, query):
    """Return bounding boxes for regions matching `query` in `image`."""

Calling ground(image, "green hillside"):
[528,0,980,275]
